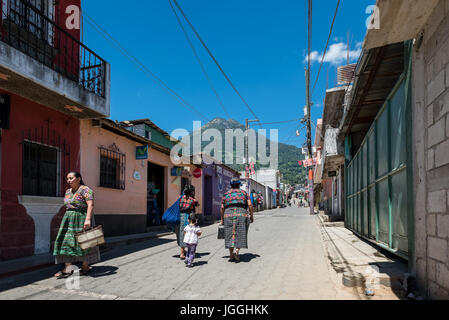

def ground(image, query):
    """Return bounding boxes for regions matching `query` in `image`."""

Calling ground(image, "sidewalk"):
[0,228,173,279]
[316,215,408,299]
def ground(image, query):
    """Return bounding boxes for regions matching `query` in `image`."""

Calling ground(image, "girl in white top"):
[183,214,202,268]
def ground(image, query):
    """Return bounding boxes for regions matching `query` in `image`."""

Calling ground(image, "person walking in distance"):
[183,214,202,268]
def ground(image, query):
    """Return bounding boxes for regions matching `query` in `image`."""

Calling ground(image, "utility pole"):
[245,119,259,195]
[306,0,314,216]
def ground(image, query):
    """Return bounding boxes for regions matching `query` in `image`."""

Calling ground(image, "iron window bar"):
[0,0,106,98]
[99,146,126,190]
[20,123,71,198]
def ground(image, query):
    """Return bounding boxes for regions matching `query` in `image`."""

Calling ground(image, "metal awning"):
[322,86,347,137]
[339,42,405,154]
[364,0,439,50]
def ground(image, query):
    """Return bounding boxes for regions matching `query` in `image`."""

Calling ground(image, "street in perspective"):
[0,206,405,300]
[1,0,449,302]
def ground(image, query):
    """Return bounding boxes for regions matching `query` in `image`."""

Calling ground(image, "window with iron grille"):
[8,0,54,42]
[23,140,59,197]
[99,146,126,190]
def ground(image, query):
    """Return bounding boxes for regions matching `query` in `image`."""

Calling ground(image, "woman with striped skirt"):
[220,178,254,263]
[175,184,199,260]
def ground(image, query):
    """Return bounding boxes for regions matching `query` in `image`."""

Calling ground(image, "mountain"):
[187,118,307,185]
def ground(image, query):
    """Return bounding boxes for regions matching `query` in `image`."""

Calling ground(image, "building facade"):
[339,0,449,299]
[0,0,110,261]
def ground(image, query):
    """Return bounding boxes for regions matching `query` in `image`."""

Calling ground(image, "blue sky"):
[82,0,374,146]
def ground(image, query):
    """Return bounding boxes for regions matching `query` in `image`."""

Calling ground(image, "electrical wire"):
[258,118,304,126]
[311,0,341,96]
[282,123,307,145]
[171,0,262,126]
[81,11,211,122]
[168,0,231,120]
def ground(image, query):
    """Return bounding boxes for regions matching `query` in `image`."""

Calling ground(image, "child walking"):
[183,214,202,268]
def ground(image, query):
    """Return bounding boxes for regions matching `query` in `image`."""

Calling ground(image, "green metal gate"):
[345,42,413,260]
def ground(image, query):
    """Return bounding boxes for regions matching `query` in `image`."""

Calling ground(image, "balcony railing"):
[0,0,106,98]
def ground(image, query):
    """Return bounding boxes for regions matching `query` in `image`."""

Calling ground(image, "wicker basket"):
[76,225,105,250]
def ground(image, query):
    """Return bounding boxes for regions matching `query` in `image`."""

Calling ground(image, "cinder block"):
[427,214,437,236]
[442,90,449,117]
[429,281,449,300]
[427,148,435,171]
[435,139,449,167]
[447,63,449,90]
[428,190,447,213]
[428,104,435,127]
[428,237,448,262]
[427,70,446,104]
[428,118,446,147]
[428,258,438,282]
[436,262,449,291]
[446,113,449,138]
[447,190,449,211]
[437,214,449,238]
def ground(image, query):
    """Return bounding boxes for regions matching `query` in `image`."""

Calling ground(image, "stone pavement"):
[0,207,390,300]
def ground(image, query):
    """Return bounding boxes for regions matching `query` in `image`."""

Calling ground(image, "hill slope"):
[188,118,307,185]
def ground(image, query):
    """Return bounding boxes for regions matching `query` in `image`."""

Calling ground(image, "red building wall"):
[0,89,80,260]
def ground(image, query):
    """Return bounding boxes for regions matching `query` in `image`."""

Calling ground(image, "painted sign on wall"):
[136,145,149,160]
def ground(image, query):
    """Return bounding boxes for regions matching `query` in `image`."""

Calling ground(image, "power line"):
[168,0,231,119]
[282,123,306,145]
[82,11,211,122]
[259,118,303,126]
[171,0,262,126]
[310,0,341,96]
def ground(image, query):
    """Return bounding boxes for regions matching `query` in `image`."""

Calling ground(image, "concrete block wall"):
[413,0,449,300]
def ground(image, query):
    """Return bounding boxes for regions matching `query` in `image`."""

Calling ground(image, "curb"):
[316,216,403,291]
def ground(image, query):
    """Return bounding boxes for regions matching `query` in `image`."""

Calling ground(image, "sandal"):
[55,270,74,279]
[80,268,92,276]
[228,253,236,262]
[234,252,241,263]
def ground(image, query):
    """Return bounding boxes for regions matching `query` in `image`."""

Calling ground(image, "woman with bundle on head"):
[220,178,254,263]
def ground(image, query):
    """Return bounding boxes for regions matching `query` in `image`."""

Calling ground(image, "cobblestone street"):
[0,207,371,300]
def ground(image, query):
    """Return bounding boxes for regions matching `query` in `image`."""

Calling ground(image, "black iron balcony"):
[0,0,106,98]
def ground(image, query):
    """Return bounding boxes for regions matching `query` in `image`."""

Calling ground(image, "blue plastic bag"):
[162,196,182,225]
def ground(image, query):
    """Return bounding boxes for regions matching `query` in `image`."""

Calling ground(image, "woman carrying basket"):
[53,172,100,278]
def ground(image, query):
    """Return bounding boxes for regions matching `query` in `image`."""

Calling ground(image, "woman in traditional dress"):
[220,178,254,263]
[53,172,100,278]
[176,184,199,260]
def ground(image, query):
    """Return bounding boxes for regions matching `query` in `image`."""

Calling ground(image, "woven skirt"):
[224,207,250,249]
[175,212,191,248]
[53,210,101,265]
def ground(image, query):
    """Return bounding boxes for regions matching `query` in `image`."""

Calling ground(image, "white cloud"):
[304,42,362,66]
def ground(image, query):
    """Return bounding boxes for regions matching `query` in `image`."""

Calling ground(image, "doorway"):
[147,162,165,227]
[203,175,213,216]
